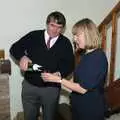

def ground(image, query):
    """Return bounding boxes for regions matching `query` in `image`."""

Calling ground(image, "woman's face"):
[73,30,85,51]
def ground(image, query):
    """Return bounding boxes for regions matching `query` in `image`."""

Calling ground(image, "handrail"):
[98,1,120,31]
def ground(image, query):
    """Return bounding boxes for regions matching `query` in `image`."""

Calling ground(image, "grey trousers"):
[22,80,60,120]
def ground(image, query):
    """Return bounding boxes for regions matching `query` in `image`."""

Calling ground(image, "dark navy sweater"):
[10,30,74,87]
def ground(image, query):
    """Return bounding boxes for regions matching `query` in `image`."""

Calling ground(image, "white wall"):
[83,0,119,25]
[0,0,119,119]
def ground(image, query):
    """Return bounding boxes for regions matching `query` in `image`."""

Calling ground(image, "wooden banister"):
[98,1,120,84]
[98,1,120,31]
[101,25,107,51]
[109,12,117,84]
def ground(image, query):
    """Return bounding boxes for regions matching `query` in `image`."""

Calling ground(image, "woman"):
[41,18,108,120]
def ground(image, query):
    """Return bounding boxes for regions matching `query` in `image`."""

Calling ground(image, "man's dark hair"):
[46,11,66,27]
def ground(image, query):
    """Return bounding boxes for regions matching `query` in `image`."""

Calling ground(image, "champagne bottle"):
[27,63,42,72]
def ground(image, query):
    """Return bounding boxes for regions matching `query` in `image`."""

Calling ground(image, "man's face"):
[47,20,64,38]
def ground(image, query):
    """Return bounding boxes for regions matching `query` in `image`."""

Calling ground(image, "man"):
[10,11,74,120]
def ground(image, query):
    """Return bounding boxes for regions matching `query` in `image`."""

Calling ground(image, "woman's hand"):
[41,72,61,83]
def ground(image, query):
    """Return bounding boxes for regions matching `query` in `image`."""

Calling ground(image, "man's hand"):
[53,72,61,77]
[19,56,32,71]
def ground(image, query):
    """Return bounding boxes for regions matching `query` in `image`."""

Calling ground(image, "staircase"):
[98,1,120,112]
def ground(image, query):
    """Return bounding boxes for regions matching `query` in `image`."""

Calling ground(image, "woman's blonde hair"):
[72,18,101,49]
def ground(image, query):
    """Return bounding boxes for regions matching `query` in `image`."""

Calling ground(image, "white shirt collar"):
[44,30,59,48]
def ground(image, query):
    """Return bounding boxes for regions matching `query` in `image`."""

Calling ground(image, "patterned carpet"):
[106,113,120,120]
